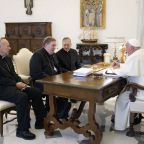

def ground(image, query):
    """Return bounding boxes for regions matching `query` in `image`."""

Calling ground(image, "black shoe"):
[70,99,77,103]
[134,113,143,125]
[35,121,44,129]
[16,130,36,140]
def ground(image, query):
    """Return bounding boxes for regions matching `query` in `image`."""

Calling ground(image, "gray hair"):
[0,37,5,48]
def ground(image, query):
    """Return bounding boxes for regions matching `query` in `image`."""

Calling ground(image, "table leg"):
[44,95,56,137]
[88,100,103,144]
[44,96,103,144]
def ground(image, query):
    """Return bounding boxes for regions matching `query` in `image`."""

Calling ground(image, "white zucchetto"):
[128,39,141,47]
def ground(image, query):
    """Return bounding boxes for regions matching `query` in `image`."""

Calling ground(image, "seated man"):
[56,37,81,72]
[0,38,46,140]
[113,39,144,131]
[30,36,71,119]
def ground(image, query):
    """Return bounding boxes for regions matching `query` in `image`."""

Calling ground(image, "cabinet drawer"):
[31,39,43,52]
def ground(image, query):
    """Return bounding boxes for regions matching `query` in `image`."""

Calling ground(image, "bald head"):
[126,39,140,56]
[0,38,11,57]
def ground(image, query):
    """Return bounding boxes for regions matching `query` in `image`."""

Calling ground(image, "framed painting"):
[80,0,106,29]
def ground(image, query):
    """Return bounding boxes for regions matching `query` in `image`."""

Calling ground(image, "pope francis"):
[114,39,144,131]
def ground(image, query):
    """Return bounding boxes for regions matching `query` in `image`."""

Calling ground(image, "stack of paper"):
[73,68,93,77]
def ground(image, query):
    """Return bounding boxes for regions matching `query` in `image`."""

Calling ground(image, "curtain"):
[137,0,144,47]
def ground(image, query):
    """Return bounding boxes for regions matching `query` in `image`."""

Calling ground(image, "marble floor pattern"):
[0,104,143,144]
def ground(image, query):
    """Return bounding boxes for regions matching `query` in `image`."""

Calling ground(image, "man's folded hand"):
[16,82,27,90]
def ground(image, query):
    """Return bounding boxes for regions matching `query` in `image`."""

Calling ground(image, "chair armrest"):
[122,83,144,102]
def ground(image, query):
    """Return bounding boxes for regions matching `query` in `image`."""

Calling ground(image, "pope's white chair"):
[13,48,33,84]
[0,101,16,137]
[124,83,144,137]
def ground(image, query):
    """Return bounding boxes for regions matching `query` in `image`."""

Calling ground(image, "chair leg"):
[5,112,8,119]
[0,111,3,137]
[126,113,135,137]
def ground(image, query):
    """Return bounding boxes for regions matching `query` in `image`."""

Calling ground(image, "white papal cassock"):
[115,48,144,131]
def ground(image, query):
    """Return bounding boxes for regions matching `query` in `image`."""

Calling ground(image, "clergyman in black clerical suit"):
[30,36,71,119]
[56,37,81,72]
[0,38,46,140]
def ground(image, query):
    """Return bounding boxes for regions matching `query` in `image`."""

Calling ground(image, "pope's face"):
[62,39,71,52]
[125,42,135,56]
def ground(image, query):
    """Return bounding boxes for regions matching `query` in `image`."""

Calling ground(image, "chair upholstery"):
[0,101,15,111]
[130,100,144,113]
[13,48,33,84]
[0,101,16,137]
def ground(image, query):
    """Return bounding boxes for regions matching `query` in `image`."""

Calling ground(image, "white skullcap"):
[128,39,141,47]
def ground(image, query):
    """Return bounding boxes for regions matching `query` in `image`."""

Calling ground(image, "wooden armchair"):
[123,83,144,137]
[0,101,16,137]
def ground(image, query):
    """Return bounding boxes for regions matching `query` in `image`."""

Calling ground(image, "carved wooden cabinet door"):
[31,39,43,52]
[8,39,18,55]
[5,22,52,55]
[19,23,32,38]
[76,43,108,64]
[18,39,31,51]
[5,23,19,38]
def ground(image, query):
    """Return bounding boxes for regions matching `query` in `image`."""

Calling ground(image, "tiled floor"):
[0,103,142,144]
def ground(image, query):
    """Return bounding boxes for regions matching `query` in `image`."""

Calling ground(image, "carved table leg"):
[88,100,103,144]
[44,95,56,137]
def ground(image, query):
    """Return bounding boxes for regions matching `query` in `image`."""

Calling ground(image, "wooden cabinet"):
[76,43,108,64]
[5,22,52,55]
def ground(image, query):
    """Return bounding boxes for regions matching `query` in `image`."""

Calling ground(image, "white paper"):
[73,68,93,77]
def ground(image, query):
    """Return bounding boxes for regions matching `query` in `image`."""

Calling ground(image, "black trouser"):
[34,82,71,118]
[0,87,45,131]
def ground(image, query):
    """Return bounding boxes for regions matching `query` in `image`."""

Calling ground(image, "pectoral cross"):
[24,0,33,15]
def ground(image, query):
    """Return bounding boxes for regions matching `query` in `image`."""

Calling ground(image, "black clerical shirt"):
[56,48,81,72]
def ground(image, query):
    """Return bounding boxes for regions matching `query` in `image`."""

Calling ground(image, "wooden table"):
[37,72,127,144]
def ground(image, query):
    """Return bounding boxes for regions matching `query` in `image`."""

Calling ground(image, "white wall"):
[0,0,138,51]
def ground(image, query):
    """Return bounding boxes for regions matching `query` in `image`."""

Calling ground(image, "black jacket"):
[56,48,81,72]
[30,48,61,80]
[0,56,22,98]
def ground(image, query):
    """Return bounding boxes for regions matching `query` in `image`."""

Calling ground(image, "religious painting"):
[80,0,106,29]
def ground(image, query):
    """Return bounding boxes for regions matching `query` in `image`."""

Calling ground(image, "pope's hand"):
[112,61,120,69]
[16,82,27,90]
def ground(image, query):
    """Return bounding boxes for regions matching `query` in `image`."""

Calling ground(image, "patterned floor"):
[0,103,143,144]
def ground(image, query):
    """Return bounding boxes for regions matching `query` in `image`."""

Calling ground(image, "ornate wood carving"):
[5,22,52,55]
[76,43,108,64]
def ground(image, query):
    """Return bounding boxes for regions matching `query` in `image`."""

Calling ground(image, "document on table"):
[73,68,93,77]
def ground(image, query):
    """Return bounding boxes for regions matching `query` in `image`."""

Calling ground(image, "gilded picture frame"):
[80,0,106,29]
